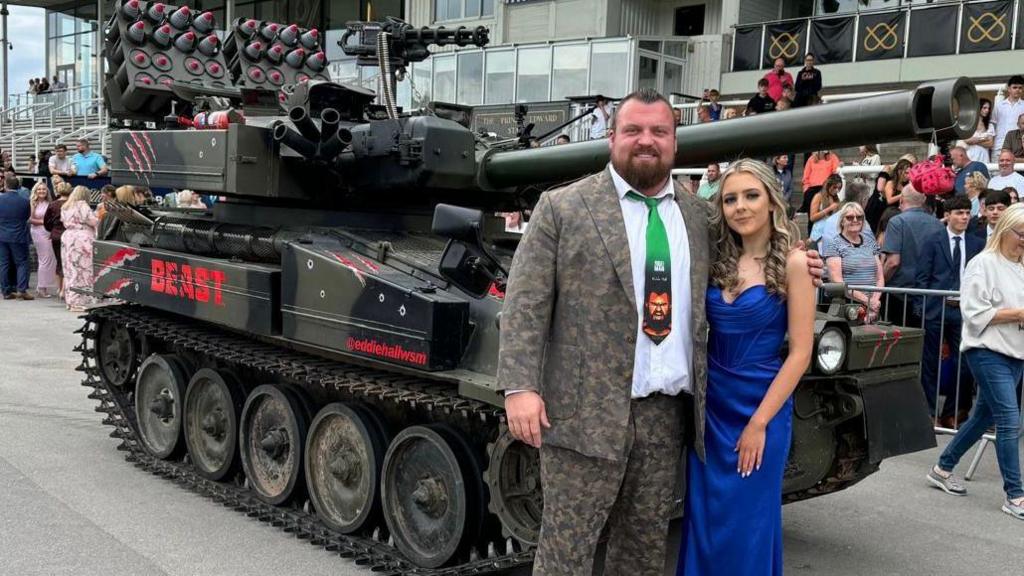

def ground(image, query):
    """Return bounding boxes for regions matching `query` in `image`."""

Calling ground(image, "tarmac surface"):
[1,295,1022,576]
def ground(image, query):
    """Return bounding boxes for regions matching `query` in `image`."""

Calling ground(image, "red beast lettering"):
[149,257,227,306]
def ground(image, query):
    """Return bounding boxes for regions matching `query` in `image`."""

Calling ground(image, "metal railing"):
[840,284,1024,481]
[4,85,97,117]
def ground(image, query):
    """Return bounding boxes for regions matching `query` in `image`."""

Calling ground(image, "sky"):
[3,6,46,99]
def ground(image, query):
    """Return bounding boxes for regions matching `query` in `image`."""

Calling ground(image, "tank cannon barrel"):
[478,77,977,190]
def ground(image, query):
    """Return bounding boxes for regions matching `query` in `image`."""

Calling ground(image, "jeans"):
[0,241,29,294]
[939,348,1024,499]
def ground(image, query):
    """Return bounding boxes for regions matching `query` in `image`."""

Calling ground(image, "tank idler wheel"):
[381,424,485,568]
[97,320,139,388]
[240,384,311,505]
[305,403,390,534]
[485,429,543,547]
[134,354,189,459]
[184,368,245,481]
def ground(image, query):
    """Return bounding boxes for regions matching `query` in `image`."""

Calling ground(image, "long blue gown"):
[679,285,792,576]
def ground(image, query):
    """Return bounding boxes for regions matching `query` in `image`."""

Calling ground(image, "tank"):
[78,4,975,573]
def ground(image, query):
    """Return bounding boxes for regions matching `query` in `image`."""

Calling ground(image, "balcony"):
[721,0,1024,94]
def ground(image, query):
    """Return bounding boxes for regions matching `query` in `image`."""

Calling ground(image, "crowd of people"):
[27,76,68,95]
[0,137,209,308]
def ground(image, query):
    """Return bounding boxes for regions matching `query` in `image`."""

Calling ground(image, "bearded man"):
[499,88,820,575]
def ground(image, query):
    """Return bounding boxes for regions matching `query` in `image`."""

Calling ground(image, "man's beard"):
[614,147,673,192]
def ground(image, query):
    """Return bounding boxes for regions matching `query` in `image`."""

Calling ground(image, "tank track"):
[76,304,534,576]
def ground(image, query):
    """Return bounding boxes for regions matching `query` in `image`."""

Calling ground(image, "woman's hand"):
[735,420,767,477]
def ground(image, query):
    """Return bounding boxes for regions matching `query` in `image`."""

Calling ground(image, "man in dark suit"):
[0,175,33,299]
[916,195,984,427]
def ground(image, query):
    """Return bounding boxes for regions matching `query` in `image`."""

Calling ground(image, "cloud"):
[5,7,46,99]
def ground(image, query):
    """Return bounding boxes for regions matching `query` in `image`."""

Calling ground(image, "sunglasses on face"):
[844,215,865,222]
[1010,229,1024,242]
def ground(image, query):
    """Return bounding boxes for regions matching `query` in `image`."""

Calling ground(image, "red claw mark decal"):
[488,282,505,299]
[105,278,134,296]
[130,132,153,173]
[96,247,140,280]
[354,255,381,272]
[331,252,367,286]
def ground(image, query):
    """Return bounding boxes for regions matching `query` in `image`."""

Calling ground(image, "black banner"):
[763,21,806,67]
[809,17,854,64]
[908,7,958,57]
[857,11,904,61]
[733,26,762,71]
[960,1,1012,53]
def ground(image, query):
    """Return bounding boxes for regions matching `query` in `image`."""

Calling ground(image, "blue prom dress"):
[679,285,792,576]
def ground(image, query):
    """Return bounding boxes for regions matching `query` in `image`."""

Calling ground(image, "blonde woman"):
[679,159,814,575]
[60,186,98,312]
[824,202,884,322]
[963,171,988,217]
[927,203,1024,520]
[27,181,57,297]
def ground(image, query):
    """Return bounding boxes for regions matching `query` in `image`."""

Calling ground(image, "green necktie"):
[626,191,672,344]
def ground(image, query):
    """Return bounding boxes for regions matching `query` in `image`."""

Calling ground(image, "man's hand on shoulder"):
[505,391,550,448]
[793,240,825,286]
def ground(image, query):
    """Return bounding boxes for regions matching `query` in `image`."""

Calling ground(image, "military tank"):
[77,2,973,573]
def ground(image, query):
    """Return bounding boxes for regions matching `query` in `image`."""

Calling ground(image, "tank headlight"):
[845,305,861,322]
[816,328,847,374]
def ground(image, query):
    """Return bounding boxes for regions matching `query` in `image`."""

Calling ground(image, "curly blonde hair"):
[710,158,797,299]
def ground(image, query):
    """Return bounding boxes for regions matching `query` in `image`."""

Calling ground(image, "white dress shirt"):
[946,228,967,280]
[609,165,693,398]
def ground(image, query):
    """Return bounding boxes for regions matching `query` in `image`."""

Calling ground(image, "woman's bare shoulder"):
[786,249,811,277]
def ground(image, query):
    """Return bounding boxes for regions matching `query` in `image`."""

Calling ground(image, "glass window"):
[333,58,360,85]
[589,41,629,98]
[663,41,687,59]
[411,61,432,108]
[466,0,482,18]
[397,71,412,110]
[482,0,494,17]
[325,29,347,61]
[433,55,456,103]
[638,56,658,91]
[457,52,483,105]
[485,50,515,104]
[663,61,684,95]
[551,45,588,101]
[639,40,661,52]
[516,47,550,103]
[435,0,448,21]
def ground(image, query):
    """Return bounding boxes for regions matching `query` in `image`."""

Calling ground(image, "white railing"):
[62,125,110,158]
[4,85,97,116]
[670,83,1007,127]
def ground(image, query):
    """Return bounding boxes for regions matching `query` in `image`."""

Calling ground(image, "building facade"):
[37,0,1024,109]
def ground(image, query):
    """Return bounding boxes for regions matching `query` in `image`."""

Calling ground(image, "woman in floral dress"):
[28,181,57,297]
[60,186,98,312]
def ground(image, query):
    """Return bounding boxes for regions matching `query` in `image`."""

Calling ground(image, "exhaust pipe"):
[273,121,317,159]
[318,127,353,160]
[288,106,320,143]
[320,108,340,144]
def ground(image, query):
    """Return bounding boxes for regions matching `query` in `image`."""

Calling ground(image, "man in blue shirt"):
[70,138,108,179]
[951,145,988,195]
[881,186,944,327]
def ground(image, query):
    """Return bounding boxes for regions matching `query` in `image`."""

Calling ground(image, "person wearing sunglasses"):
[927,203,1024,521]
[823,202,884,322]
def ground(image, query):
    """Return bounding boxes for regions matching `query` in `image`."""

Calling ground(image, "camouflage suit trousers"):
[533,393,684,576]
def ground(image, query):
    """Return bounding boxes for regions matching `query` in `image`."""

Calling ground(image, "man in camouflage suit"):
[498,89,712,575]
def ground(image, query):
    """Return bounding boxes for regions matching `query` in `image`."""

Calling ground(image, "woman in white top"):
[926,203,1024,520]
[965,98,995,164]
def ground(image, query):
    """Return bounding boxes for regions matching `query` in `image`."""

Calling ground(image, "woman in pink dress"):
[28,181,58,297]
[60,186,98,312]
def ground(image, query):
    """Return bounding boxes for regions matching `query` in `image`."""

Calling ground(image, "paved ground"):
[0,296,1021,576]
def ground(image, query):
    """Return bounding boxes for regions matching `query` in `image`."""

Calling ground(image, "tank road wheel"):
[381,425,485,568]
[134,354,189,459]
[240,385,310,505]
[184,369,245,481]
[485,430,543,547]
[97,321,139,388]
[305,403,389,533]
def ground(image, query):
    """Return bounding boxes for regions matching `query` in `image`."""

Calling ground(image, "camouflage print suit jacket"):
[498,167,712,462]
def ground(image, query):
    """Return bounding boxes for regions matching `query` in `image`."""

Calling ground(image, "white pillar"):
[719,0,741,33]
[2,2,8,110]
